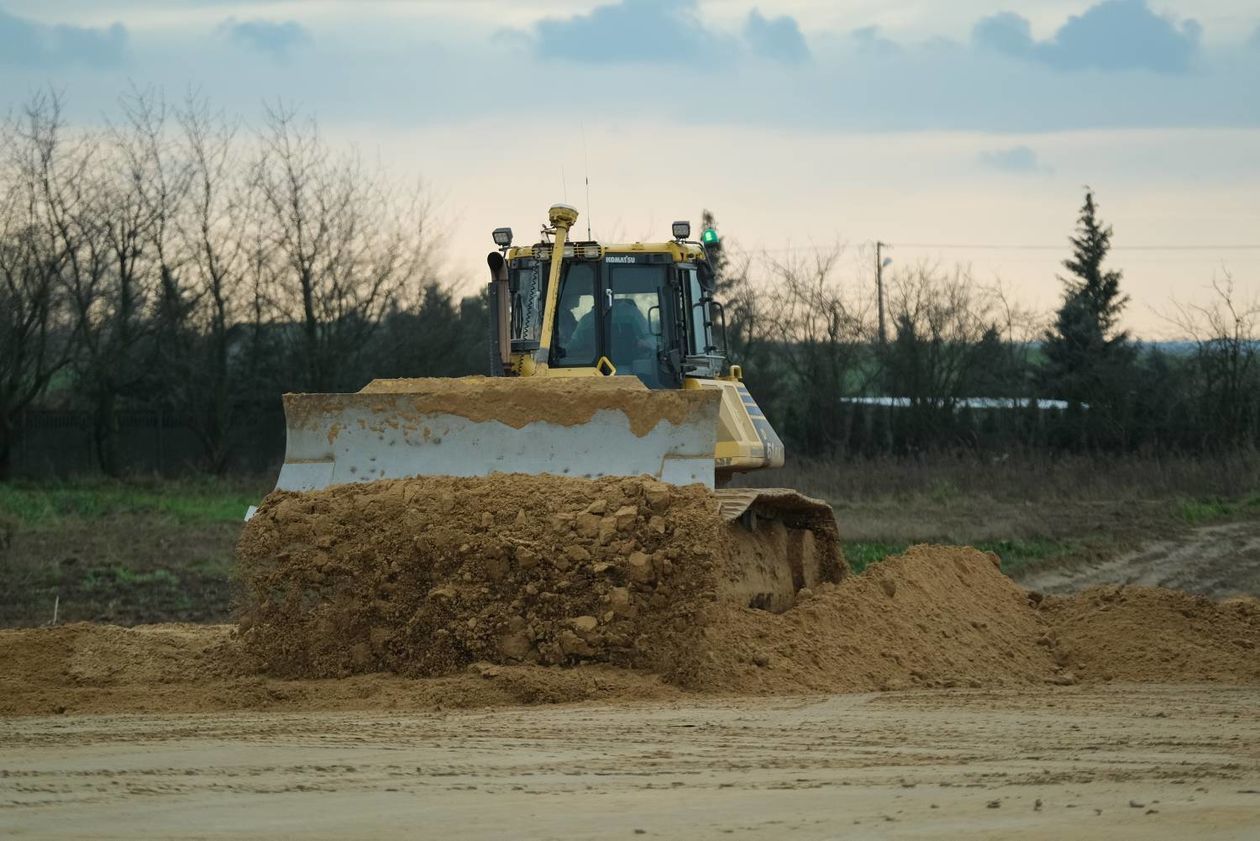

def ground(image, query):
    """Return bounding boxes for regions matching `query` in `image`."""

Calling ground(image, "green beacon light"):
[700,227,720,246]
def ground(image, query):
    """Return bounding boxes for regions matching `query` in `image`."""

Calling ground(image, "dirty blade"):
[274,377,721,493]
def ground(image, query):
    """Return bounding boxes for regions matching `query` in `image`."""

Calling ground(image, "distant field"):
[739,452,1260,574]
[0,479,268,627]
[2,454,1258,625]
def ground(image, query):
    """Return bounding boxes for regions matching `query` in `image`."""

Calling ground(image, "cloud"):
[744,9,809,64]
[1,1,1255,138]
[973,0,1201,73]
[850,26,902,57]
[978,145,1051,174]
[971,12,1032,58]
[530,0,720,65]
[0,7,127,67]
[218,18,309,59]
[527,0,806,66]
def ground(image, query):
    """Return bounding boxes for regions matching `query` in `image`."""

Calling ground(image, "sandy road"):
[1018,520,1260,599]
[2,684,1258,840]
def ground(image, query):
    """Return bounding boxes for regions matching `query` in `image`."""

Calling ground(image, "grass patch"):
[0,479,265,527]
[974,538,1074,574]
[843,542,908,574]
[844,537,1073,576]
[1177,493,1260,526]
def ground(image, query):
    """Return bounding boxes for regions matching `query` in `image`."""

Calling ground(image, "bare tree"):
[169,94,253,472]
[1167,271,1260,448]
[251,105,436,392]
[884,263,1000,409]
[15,92,121,473]
[61,89,189,474]
[0,97,75,479]
[987,279,1043,398]
[763,247,876,454]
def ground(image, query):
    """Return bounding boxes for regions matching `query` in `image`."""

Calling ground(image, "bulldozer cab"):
[499,247,724,389]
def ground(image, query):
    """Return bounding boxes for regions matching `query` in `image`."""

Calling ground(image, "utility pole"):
[876,241,888,348]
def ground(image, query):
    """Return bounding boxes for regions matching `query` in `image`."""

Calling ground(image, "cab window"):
[552,263,598,366]
[608,265,667,388]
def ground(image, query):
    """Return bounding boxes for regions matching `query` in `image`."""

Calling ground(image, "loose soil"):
[315,375,715,438]
[236,474,739,679]
[1042,585,1260,684]
[2,686,1257,840]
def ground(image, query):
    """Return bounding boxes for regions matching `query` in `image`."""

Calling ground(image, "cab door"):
[549,261,601,369]
[603,260,679,389]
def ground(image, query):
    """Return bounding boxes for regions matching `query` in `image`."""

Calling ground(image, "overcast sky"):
[3,0,1259,334]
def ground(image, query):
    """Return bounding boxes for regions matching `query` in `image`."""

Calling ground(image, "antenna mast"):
[582,124,593,240]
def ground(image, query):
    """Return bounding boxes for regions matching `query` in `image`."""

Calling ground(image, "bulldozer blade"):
[273,377,722,494]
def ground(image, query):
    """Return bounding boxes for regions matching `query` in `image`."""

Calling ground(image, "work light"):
[492,227,513,247]
[672,221,691,240]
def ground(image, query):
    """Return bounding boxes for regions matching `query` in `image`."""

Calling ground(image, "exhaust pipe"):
[486,251,511,374]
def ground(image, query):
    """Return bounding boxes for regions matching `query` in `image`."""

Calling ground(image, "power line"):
[753,242,1260,254]
[894,243,1260,252]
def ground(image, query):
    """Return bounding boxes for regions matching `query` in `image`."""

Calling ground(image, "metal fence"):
[10,408,286,478]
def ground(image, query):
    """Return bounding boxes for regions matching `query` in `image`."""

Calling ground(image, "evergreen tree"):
[1041,189,1134,409]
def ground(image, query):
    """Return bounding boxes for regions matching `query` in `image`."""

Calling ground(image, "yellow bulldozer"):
[265,203,843,612]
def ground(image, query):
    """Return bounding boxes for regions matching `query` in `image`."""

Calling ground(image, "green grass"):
[0,479,265,527]
[1177,493,1260,526]
[844,537,1073,576]
[974,538,1074,573]
[843,541,908,574]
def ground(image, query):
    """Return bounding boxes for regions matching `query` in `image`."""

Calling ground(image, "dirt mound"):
[673,545,1058,693]
[350,375,712,437]
[1042,585,1260,684]
[237,474,730,678]
[239,467,1260,693]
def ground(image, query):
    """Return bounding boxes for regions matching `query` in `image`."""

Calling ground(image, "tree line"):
[0,91,485,478]
[714,193,1260,458]
[3,91,1257,478]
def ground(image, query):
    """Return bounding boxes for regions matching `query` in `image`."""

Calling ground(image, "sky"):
[2,0,1259,335]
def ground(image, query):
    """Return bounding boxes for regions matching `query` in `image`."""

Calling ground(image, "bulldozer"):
[264,203,844,613]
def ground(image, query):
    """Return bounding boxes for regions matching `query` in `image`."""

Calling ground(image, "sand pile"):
[669,546,1059,693]
[1042,587,1260,684]
[237,474,731,678]
[238,471,1260,690]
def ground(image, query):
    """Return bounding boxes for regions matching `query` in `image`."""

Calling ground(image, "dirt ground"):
[3,472,1258,838]
[2,685,1257,840]
[1019,519,1260,599]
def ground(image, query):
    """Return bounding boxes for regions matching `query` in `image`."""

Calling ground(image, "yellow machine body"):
[488,206,785,482]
